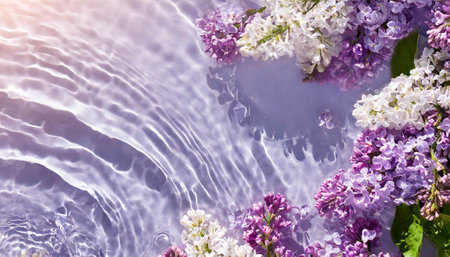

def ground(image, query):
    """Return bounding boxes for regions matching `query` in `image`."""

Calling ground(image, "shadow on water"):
[206,56,390,162]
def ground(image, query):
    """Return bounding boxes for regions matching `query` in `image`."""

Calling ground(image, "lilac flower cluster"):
[303,217,385,257]
[416,115,450,220]
[196,6,246,64]
[315,0,431,90]
[158,192,417,256]
[242,193,296,256]
[427,0,450,51]
[196,2,443,91]
[314,170,354,220]
[417,173,450,220]
[157,245,187,257]
[315,110,450,221]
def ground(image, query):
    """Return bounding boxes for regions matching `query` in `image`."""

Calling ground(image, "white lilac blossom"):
[353,48,450,130]
[438,85,450,108]
[181,210,226,256]
[217,238,262,257]
[237,0,353,73]
[180,209,261,257]
[237,13,294,61]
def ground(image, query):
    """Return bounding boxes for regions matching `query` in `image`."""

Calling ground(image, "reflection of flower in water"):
[227,209,248,232]
[291,205,313,248]
[206,64,350,162]
[21,249,45,257]
[318,111,335,130]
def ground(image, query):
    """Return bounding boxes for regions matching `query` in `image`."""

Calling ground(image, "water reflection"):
[206,57,390,162]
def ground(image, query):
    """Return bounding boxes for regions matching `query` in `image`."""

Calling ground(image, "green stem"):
[430,107,447,172]
[262,213,274,257]
[431,146,446,171]
[257,24,290,46]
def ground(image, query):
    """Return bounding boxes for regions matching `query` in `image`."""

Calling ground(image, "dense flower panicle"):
[353,48,450,129]
[343,218,382,249]
[427,0,450,51]
[315,113,447,220]
[196,6,246,64]
[314,170,355,220]
[181,210,226,256]
[438,85,450,108]
[315,42,449,236]
[217,238,263,257]
[242,193,295,256]
[314,0,431,90]
[181,209,261,257]
[439,116,450,155]
[318,48,449,221]
[158,246,187,257]
[237,0,353,73]
[237,13,295,61]
[264,192,292,214]
[350,124,436,202]
[303,218,383,257]
[416,113,450,220]
[313,37,390,90]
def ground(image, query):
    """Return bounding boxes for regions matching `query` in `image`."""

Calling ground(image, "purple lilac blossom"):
[427,0,450,50]
[314,0,431,90]
[417,173,450,220]
[242,193,295,256]
[442,174,450,203]
[319,111,335,129]
[439,116,450,154]
[314,170,355,220]
[303,218,383,257]
[196,6,245,64]
[314,112,448,220]
[417,114,450,220]
[343,217,382,252]
[157,245,187,257]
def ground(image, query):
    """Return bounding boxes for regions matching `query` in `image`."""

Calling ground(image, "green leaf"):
[390,30,419,78]
[245,6,266,16]
[422,204,450,256]
[391,204,423,257]
[437,247,450,257]
[441,204,450,216]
